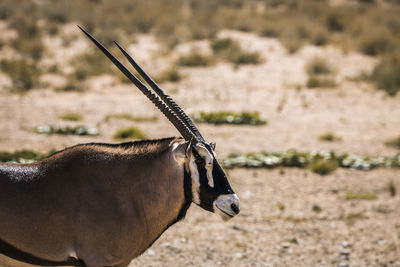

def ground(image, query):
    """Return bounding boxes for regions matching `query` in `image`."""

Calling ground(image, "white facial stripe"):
[188,152,200,205]
[195,143,215,188]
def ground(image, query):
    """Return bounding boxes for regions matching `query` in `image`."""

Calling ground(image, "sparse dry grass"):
[373,54,400,96]
[0,59,41,92]
[155,67,183,83]
[306,76,337,89]
[306,57,332,75]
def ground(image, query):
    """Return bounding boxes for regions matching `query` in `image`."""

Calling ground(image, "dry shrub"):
[306,57,332,75]
[358,28,395,56]
[385,135,400,148]
[305,57,336,89]
[70,49,113,78]
[0,59,41,92]
[12,37,45,61]
[307,77,337,89]
[177,51,214,67]
[155,67,182,83]
[372,54,400,96]
[211,38,262,65]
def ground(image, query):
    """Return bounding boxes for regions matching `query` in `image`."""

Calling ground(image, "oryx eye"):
[195,156,204,165]
[210,142,216,150]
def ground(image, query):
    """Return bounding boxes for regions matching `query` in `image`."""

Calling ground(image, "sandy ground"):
[0,30,399,266]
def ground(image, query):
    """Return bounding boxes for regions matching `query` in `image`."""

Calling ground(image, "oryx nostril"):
[231,203,240,214]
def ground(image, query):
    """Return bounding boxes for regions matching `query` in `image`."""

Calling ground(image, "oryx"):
[0,27,240,267]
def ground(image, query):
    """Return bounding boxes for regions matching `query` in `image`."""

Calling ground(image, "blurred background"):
[0,0,399,266]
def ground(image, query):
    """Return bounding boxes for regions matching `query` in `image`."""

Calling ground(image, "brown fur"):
[0,137,190,267]
[41,137,179,162]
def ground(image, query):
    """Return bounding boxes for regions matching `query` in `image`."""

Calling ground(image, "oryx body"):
[0,27,240,267]
[0,138,192,266]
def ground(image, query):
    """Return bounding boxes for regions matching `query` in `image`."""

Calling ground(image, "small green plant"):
[35,125,98,136]
[0,150,43,162]
[344,192,377,200]
[105,114,157,122]
[346,212,366,220]
[306,57,332,75]
[319,132,342,142]
[310,159,339,175]
[113,126,147,140]
[385,135,400,149]
[372,55,400,96]
[388,180,396,196]
[177,51,213,67]
[193,111,267,125]
[59,113,83,121]
[277,202,286,211]
[312,204,322,213]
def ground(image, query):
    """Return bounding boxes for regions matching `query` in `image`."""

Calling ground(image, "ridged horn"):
[78,26,199,143]
[114,41,204,142]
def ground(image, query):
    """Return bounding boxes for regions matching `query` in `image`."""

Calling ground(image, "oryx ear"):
[172,141,190,164]
[210,142,216,150]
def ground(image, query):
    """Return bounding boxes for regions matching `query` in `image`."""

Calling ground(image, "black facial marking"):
[197,160,215,211]
[193,142,235,212]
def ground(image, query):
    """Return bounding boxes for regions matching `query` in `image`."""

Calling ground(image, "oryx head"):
[79,26,240,220]
[184,140,240,220]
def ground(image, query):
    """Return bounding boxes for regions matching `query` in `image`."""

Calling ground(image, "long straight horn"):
[114,41,204,142]
[78,26,198,143]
